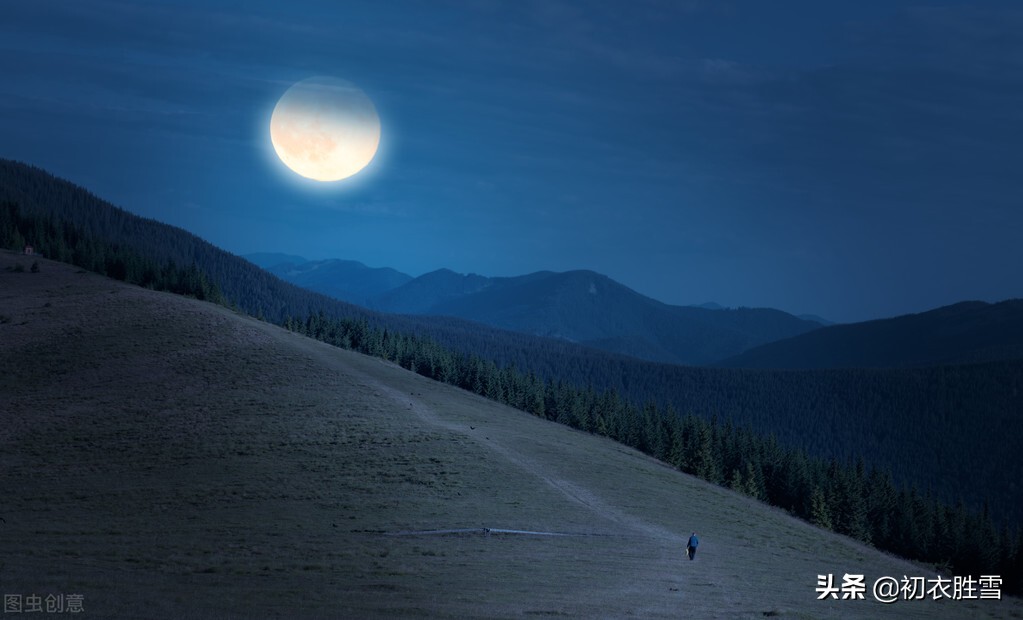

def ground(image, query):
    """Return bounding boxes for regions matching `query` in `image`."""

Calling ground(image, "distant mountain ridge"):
[719,299,1023,368]
[247,255,825,365]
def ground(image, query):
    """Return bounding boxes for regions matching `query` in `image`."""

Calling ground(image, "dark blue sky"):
[3,1,1022,322]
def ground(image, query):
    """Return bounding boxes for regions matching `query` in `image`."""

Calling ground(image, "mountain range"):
[247,255,825,365]
[251,254,1023,370]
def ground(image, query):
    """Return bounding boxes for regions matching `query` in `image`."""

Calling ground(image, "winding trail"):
[333,359,705,617]
[340,360,682,543]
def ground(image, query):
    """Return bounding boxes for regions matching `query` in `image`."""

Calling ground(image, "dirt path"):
[359,366,681,542]
[284,327,683,543]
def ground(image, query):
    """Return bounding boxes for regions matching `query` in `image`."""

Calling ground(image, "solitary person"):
[686,532,699,560]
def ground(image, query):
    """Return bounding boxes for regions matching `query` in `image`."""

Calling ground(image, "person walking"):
[686,532,699,560]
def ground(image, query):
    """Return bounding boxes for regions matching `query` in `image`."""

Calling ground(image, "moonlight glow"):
[269,77,381,182]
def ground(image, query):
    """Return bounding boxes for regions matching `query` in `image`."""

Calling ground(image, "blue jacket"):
[688,535,699,548]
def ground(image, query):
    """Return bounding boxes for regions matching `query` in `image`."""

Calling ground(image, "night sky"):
[3,1,1022,323]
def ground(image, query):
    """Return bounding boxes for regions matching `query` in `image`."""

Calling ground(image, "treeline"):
[0,160,366,324]
[0,201,223,303]
[285,311,1022,595]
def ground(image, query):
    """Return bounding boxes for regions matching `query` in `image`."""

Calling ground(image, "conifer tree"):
[728,467,745,494]
[743,460,767,501]
[693,424,721,484]
[810,486,833,530]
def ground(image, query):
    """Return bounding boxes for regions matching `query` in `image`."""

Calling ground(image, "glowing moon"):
[270,77,381,182]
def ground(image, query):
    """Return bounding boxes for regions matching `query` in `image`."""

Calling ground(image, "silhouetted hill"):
[720,300,1023,368]
[259,257,412,307]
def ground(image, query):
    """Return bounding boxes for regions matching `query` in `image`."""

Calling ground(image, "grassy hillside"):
[2,252,1019,618]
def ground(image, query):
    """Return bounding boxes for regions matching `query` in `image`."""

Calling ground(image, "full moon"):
[269,77,381,182]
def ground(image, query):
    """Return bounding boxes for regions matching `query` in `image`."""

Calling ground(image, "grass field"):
[2,251,1020,619]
